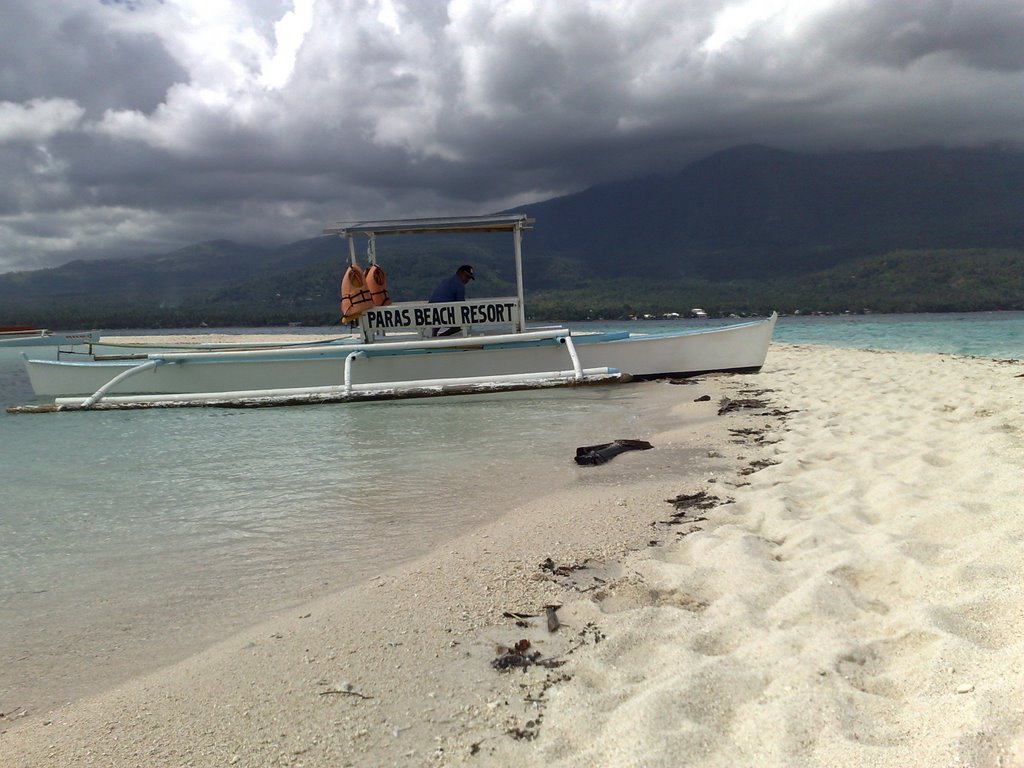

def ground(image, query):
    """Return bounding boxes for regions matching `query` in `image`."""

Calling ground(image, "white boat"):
[0,328,98,348]
[15,214,777,411]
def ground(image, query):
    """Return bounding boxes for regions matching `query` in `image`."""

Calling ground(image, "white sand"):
[2,343,1023,767]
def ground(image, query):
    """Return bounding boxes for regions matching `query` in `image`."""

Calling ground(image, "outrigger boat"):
[0,327,99,348]
[13,214,777,412]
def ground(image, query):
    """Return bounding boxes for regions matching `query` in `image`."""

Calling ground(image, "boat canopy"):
[323,213,533,237]
[324,214,534,338]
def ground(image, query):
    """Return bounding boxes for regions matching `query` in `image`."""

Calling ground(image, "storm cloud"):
[2,0,1023,270]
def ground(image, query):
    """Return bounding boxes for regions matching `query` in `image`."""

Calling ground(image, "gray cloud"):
[0,2,186,115]
[2,0,1024,271]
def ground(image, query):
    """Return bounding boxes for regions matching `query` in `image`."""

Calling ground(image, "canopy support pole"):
[346,234,357,267]
[513,223,526,332]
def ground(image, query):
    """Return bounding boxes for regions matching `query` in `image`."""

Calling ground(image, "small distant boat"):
[690,308,709,319]
[15,214,777,412]
[0,327,98,348]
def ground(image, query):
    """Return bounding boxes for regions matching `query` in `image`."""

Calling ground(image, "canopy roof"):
[324,214,533,237]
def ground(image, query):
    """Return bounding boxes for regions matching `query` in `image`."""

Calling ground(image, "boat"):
[13,214,776,412]
[0,327,98,348]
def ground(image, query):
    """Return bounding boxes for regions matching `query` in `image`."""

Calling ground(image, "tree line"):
[3,248,1023,328]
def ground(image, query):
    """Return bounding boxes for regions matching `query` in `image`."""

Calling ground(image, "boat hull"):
[575,316,776,379]
[23,315,777,399]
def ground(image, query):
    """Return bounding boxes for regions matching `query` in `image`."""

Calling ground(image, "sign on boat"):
[11,214,777,413]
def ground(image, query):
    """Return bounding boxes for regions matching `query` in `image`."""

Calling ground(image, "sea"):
[1,311,1022,720]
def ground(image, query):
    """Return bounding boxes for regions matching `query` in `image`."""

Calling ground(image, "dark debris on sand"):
[655,490,734,539]
[718,388,798,418]
[740,458,781,475]
[665,490,724,511]
[539,557,588,577]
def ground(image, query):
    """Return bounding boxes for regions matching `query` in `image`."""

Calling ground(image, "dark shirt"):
[428,275,466,303]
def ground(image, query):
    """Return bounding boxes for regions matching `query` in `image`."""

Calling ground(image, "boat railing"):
[357,296,522,341]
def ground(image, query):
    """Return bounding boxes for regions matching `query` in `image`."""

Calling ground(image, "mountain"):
[3,144,1024,325]
[0,240,267,301]
[520,144,1024,281]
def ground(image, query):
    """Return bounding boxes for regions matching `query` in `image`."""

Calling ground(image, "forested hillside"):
[4,145,1024,326]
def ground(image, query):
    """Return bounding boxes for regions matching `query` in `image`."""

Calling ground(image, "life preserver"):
[340,265,374,322]
[365,264,391,306]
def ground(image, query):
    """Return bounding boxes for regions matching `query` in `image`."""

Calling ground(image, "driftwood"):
[574,439,653,465]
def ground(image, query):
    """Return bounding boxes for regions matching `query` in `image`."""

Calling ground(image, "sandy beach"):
[2,343,1023,767]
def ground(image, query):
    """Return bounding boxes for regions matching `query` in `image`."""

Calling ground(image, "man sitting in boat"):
[428,264,474,336]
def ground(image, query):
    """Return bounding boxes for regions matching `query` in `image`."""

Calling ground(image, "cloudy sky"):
[2,0,1023,272]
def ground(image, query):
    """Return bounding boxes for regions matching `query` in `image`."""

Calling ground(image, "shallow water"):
[0,349,653,716]
[774,311,1024,358]
[573,310,1024,359]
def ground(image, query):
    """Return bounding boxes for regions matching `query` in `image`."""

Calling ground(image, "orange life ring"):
[340,265,374,322]
[365,264,391,306]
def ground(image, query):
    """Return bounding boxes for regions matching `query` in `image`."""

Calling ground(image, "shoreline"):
[0,376,685,727]
[3,344,1024,766]
[0,370,744,765]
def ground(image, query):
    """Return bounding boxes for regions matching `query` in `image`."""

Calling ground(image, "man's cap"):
[458,264,475,280]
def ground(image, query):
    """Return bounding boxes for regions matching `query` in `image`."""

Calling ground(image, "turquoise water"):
[0,343,653,718]
[574,310,1024,360]
[1,311,1021,719]
[776,311,1024,358]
